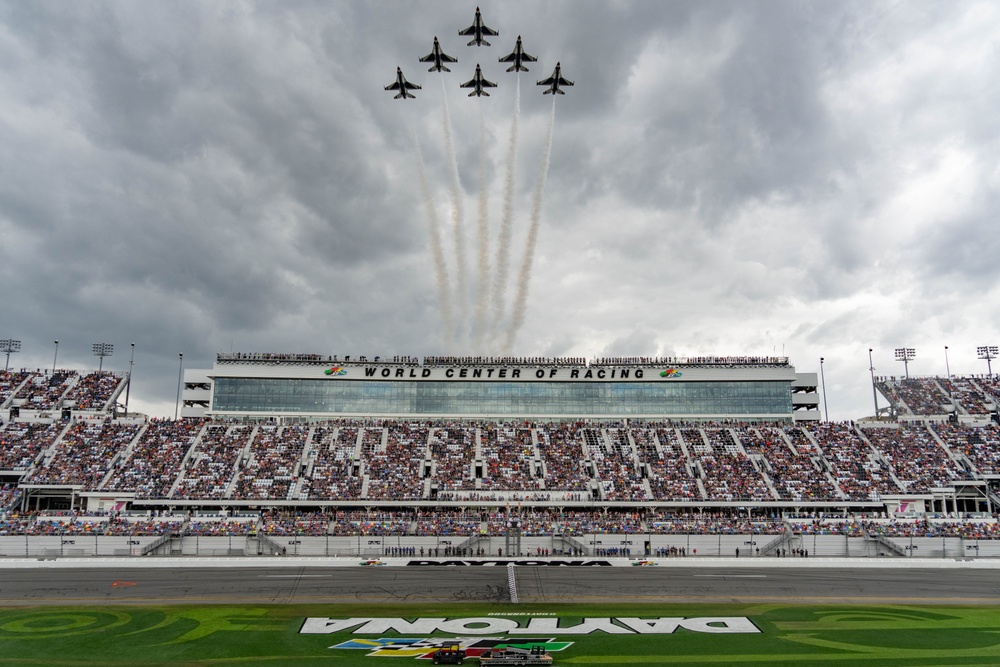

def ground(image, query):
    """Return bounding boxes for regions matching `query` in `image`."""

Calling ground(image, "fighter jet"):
[384,67,421,99]
[499,36,537,72]
[460,64,497,97]
[459,7,498,47]
[419,37,458,72]
[537,62,574,95]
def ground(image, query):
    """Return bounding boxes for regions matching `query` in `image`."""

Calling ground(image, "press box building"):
[181,353,820,422]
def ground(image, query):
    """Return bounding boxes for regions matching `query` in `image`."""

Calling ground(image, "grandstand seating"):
[1,369,999,534]
[1,415,999,505]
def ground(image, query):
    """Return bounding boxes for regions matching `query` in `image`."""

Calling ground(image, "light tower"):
[92,342,114,373]
[894,347,916,379]
[1,339,21,372]
[978,346,999,375]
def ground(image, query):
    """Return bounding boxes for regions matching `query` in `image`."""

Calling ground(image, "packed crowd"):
[939,377,994,415]
[0,371,31,406]
[0,421,64,471]
[14,371,74,411]
[231,424,307,500]
[303,425,363,500]
[931,422,1000,475]
[65,372,123,411]
[743,425,839,501]
[479,424,541,491]
[804,422,900,500]
[362,423,424,500]
[877,377,952,416]
[103,419,205,498]
[428,425,476,491]
[423,356,587,367]
[171,424,251,499]
[4,418,1000,505]
[861,424,970,492]
[25,419,140,487]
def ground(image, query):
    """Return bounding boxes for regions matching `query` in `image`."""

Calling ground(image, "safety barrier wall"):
[2,534,998,559]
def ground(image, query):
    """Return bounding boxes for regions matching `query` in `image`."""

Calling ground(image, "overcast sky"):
[2,1,998,420]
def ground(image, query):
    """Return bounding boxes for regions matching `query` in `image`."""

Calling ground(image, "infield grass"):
[2,602,999,666]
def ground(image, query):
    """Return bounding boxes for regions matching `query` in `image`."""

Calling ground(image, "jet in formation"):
[419,37,458,72]
[384,67,421,99]
[460,64,498,97]
[537,62,574,95]
[459,7,498,46]
[499,35,537,72]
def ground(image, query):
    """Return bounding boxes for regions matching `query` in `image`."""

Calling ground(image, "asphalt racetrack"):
[2,560,999,606]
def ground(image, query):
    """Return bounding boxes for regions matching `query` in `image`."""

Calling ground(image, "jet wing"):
[404,81,422,90]
[384,81,402,91]
[481,76,497,88]
[536,75,555,87]
[480,25,499,37]
[459,77,477,88]
[458,25,477,36]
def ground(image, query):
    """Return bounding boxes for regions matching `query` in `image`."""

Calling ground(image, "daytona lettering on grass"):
[299,617,761,635]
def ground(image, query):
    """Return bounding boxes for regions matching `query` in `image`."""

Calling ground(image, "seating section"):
[170,425,253,499]
[537,423,589,492]
[694,428,773,501]
[24,420,140,487]
[939,377,994,415]
[429,425,476,491]
[931,423,1000,475]
[231,424,308,500]
[877,378,953,416]
[0,422,65,472]
[66,372,123,411]
[862,424,970,492]
[103,419,205,498]
[2,414,1000,505]
[13,371,75,411]
[740,425,839,501]
[796,423,901,500]
[303,425,364,501]
[480,424,541,491]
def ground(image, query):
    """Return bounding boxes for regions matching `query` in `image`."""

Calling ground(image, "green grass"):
[2,603,1000,666]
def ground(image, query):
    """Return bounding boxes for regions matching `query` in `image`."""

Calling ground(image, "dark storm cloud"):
[0,1,998,419]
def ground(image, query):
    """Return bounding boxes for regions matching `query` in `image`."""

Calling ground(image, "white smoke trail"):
[440,76,467,345]
[490,74,520,348]
[473,100,491,349]
[410,120,454,350]
[502,96,555,354]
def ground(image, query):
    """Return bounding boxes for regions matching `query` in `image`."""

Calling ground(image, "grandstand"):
[1,355,1000,558]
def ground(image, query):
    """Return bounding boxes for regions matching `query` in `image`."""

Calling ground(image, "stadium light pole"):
[819,357,829,422]
[868,348,879,419]
[944,346,950,380]
[1,339,21,372]
[978,346,998,376]
[124,342,135,417]
[894,347,916,379]
[52,340,60,374]
[175,353,184,420]
[92,342,113,373]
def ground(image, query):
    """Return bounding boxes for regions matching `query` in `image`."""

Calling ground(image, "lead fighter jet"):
[419,37,458,72]
[459,7,498,46]
[499,36,537,72]
[384,67,421,99]
[460,64,497,97]
[537,62,574,95]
